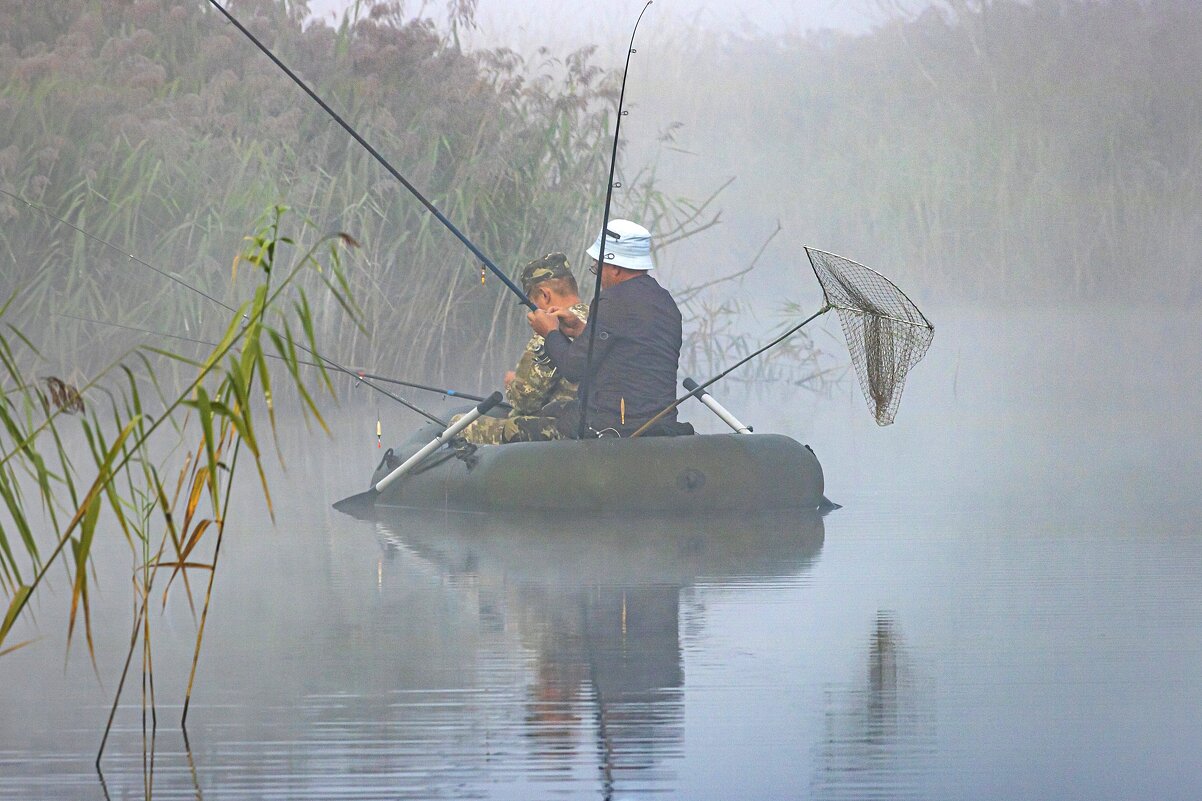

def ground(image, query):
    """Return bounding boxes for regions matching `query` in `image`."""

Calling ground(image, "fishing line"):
[1,188,229,312]
[6,188,448,425]
[576,0,653,438]
[203,0,536,311]
[56,312,504,405]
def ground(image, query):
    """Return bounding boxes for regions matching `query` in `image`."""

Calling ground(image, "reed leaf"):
[0,585,32,648]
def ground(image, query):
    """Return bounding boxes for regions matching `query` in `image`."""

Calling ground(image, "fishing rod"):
[576,1,653,438]
[57,312,505,407]
[203,0,536,312]
[4,187,448,426]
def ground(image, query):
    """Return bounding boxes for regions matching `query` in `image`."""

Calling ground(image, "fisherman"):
[527,219,688,437]
[458,253,589,444]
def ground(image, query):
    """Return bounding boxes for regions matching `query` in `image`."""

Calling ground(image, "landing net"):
[805,248,934,426]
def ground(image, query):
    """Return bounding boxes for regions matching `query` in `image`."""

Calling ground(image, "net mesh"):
[806,248,934,426]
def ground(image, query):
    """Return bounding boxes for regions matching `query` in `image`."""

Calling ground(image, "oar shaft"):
[374,391,503,493]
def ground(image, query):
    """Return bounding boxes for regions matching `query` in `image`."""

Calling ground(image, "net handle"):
[628,305,830,439]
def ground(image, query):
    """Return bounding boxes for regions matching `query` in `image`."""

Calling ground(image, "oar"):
[333,391,503,513]
[682,377,752,433]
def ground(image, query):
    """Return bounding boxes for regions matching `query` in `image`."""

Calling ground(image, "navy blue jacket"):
[544,273,682,434]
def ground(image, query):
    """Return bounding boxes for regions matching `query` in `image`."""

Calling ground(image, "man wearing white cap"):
[527,219,685,437]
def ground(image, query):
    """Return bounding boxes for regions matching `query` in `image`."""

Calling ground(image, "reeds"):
[2,1,608,377]
[624,0,1202,305]
[0,208,358,763]
[0,0,840,393]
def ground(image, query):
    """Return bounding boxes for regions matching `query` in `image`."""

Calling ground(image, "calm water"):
[2,306,1200,799]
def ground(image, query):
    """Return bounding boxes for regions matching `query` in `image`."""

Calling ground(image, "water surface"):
[2,306,1200,799]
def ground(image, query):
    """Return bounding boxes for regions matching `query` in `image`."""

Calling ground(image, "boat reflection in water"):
[371,508,826,796]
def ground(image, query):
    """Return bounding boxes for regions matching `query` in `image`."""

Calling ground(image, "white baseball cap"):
[585,219,654,271]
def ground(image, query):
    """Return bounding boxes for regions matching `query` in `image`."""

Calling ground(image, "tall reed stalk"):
[1,207,359,758]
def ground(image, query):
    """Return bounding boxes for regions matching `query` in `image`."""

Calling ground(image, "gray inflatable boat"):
[351,419,832,515]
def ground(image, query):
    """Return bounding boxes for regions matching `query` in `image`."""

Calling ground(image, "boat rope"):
[4,187,448,425]
[576,0,653,438]
[203,0,536,312]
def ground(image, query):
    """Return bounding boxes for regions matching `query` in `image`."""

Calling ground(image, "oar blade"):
[332,487,379,516]
[333,391,503,516]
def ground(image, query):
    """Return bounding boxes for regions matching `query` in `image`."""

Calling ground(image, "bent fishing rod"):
[3,187,448,426]
[204,0,535,312]
[576,0,653,438]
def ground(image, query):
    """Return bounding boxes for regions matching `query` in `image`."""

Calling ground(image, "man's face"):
[592,260,620,290]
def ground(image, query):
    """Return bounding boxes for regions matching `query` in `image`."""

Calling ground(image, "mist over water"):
[3,305,1201,800]
[3,0,1202,798]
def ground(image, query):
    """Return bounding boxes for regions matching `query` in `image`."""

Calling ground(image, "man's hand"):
[503,370,516,388]
[553,308,586,338]
[527,308,560,337]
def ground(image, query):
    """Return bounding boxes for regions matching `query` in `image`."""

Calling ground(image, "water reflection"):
[813,611,935,800]
[376,509,825,798]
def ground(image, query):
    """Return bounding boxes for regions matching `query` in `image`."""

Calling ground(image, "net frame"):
[805,247,934,426]
[629,246,933,438]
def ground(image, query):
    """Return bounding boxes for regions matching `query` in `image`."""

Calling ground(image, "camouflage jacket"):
[506,301,589,415]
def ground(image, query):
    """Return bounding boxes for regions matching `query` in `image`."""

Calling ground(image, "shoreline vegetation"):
[1,1,1196,380]
[0,0,1198,709]
[706,0,1202,305]
[1,208,359,754]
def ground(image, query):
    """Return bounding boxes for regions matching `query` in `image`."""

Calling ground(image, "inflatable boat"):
[336,404,833,515]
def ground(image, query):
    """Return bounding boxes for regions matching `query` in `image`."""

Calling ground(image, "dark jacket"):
[544,273,682,434]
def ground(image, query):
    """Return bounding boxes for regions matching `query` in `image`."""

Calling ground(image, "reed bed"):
[629,0,1202,305]
[1,207,356,760]
[3,0,1190,390]
[1,1,611,379]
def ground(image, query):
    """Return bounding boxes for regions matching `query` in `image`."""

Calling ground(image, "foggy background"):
[309,0,898,45]
[3,3,1202,799]
[4,0,1197,395]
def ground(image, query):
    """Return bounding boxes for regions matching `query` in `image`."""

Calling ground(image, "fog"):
[2,1,1201,798]
[311,0,896,46]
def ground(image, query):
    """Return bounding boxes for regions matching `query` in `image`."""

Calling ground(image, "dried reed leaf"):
[0,638,36,658]
[153,561,214,571]
[41,376,85,415]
